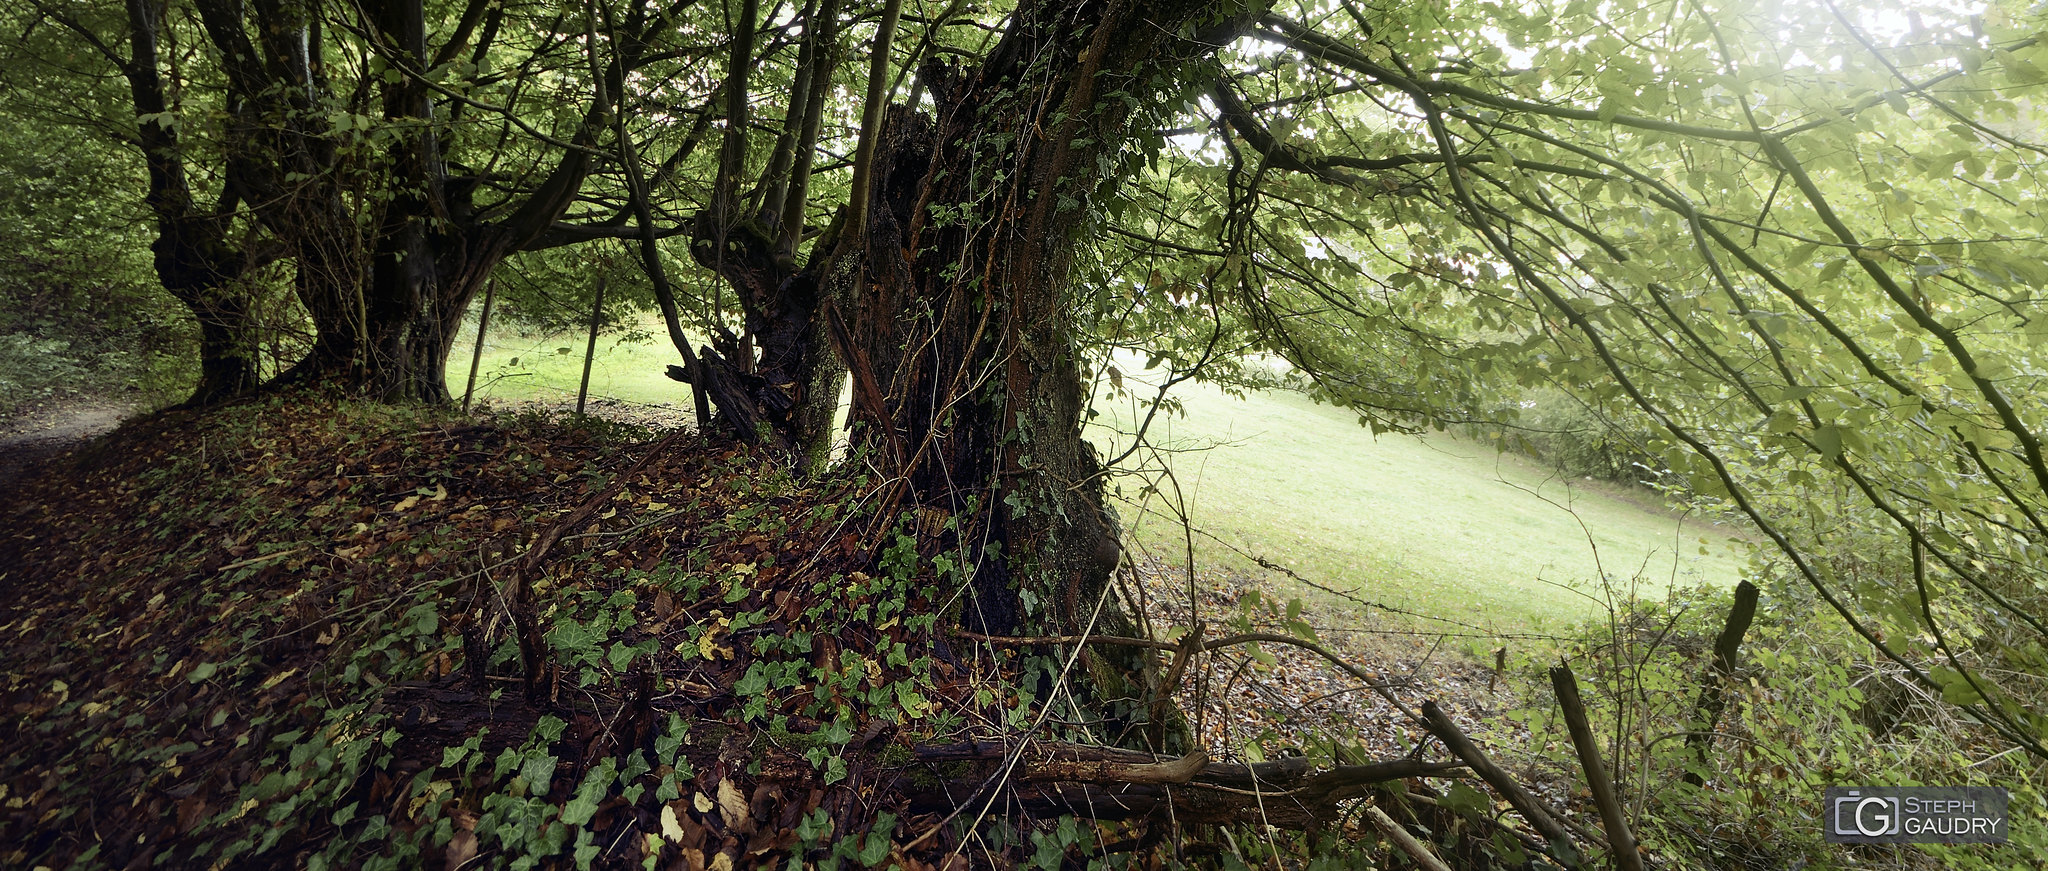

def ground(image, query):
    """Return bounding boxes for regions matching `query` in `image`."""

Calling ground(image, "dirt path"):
[0,397,145,494]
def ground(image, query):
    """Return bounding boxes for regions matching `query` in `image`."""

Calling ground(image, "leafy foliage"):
[0,113,190,411]
[1510,582,2046,869]
[7,0,2048,863]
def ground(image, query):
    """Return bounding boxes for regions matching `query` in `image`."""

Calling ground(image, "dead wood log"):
[903,740,1464,827]
[1364,803,1453,871]
[373,682,1468,834]
[1420,700,1587,867]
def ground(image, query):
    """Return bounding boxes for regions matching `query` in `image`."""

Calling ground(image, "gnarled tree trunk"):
[121,0,261,407]
[688,0,1257,649]
[195,0,619,403]
[842,0,1256,637]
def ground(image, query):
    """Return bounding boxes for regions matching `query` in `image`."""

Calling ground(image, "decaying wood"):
[1421,700,1587,865]
[903,740,1464,827]
[1685,578,1758,784]
[1552,666,1644,871]
[377,676,1470,833]
[1365,803,1454,871]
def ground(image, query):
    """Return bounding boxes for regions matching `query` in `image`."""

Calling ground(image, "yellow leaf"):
[660,804,686,842]
[692,792,714,814]
[716,779,749,830]
[696,619,733,660]
[393,495,420,512]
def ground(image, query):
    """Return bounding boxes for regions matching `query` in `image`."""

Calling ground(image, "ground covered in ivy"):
[0,394,1170,870]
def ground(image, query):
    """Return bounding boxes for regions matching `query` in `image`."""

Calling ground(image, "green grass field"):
[449,315,698,410]
[450,319,1753,633]
[1090,378,1752,634]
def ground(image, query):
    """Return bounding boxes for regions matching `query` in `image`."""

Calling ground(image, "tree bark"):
[1684,578,1759,784]
[195,0,630,403]
[120,0,261,406]
[1552,666,1644,871]
[841,0,1256,637]
[898,740,1464,827]
[683,0,848,465]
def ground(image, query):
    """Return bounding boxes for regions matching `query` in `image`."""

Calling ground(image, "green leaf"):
[855,815,897,867]
[1441,781,1490,814]
[520,751,557,793]
[1812,425,1843,460]
[1785,243,1820,268]
[1934,668,1985,706]
[406,603,438,637]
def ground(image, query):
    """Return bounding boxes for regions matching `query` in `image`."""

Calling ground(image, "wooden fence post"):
[1551,665,1644,871]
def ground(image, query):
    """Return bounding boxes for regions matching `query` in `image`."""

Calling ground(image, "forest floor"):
[0,391,1529,766]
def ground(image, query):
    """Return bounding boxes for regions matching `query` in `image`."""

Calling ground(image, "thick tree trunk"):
[201,0,613,404]
[272,230,511,403]
[682,0,849,463]
[687,0,1252,658]
[123,0,260,407]
[686,217,846,458]
[843,0,1250,636]
[179,287,260,405]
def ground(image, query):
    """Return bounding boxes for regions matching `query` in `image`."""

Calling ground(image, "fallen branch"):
[507,429,693,697]
[1420,700,1588,866]
[1365,802,1454,871]
[904,739,1464,827]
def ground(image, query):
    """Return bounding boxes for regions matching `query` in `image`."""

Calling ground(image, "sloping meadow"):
[0,395,1027,870]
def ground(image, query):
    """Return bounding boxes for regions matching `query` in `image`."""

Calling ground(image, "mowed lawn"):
[1090,379,1752,633]
[450,320,1752,632]
[450,315,697,410]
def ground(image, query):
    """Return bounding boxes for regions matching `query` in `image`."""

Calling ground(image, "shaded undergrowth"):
[0,394,1103,870]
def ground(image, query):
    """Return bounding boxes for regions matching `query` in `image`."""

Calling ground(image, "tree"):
[12,0,729,403]
[7,1,271,405]
[666,0,1275,648]
[186,0,664,401]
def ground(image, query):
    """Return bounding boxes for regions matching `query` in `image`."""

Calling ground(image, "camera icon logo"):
[1833,790,1901,837]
